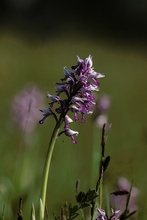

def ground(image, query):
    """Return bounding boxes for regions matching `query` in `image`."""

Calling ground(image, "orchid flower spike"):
[39,55,104,143]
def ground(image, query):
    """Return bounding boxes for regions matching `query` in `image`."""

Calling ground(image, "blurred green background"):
[0,0,147,219]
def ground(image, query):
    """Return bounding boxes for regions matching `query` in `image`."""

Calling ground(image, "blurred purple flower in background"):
[110,177,139,213]
[97,94,110,113]
[11,84,44,133]
[92,94,110,128]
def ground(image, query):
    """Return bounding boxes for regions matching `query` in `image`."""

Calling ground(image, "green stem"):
[40,121,61,219]
[91,128,101,189]
[98,124,106,209]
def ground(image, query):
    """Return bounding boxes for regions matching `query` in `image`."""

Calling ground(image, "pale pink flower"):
[110,177,139,213]
[12,84,44,133]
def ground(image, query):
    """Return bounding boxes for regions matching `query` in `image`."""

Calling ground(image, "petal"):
[64,115,73,125]
[47,93,60,102]
[65,128,79,137]
[71,136,77,144]
[77,55,83,64]
[64,67,75,77]
[40,108,52,115]
[86,55,93,67]
[97,208,106,217]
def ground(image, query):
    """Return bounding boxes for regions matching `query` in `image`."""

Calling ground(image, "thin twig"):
[17,197,23,220]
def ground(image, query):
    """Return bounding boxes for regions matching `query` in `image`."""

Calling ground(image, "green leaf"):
[76,191,85,203]
[30,203,36,220]
[39,198,44,220]
[85,189,98,202]
[69,205,79,215]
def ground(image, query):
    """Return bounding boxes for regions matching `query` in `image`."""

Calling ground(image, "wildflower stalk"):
[98,162,104,209]
[91,128,101,189]
[39,55,104,219]
[98,124,106,209]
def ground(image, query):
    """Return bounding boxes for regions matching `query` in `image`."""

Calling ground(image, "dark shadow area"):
[0,0,147,45]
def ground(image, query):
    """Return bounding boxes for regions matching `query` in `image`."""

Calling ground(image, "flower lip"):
[63,128,79,144]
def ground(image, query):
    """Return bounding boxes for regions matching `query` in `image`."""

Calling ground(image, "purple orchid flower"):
[39,55,104,143]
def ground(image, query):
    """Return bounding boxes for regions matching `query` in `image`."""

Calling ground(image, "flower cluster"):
[96,208,121,220]
[39,55,104,143]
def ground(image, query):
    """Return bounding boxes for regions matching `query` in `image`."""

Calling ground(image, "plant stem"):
[40,121,61,219]
[91,128,101,189]
[98,124,106,209]
[98,160,103,209]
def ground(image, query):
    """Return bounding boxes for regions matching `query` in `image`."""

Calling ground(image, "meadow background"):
[0,1,147,219]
